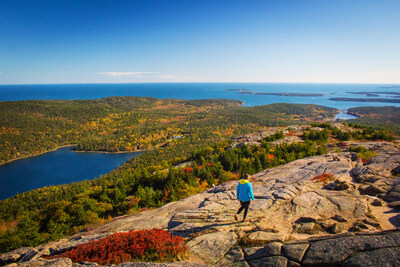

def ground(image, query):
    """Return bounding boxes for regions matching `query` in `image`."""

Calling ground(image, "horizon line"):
[1,81,400,86]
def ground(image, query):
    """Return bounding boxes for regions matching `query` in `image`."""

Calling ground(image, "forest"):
[0,97,336,164]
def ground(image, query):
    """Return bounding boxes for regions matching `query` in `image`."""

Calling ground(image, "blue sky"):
[1,0,399,84]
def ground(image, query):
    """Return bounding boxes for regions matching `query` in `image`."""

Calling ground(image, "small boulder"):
[0,247,33,265]
[359,185,387,196]
[216,246,246,266]
[354,201,368,218]
[363,218,380,228]
[332,214,348,222]
[391,166,400,175]
[244,247,266,261]
[388,201,400,209]
[282,243,309,262]
[328,223,347,234]
[324,180,350,191]
[263,242,282,256]
[20,248,40,262]
[371,199,383,206]
[247,256,287,267]
[247,232,287,243]
[384,191,400,202]
[351,164,365,178]
[186,231,237,264]
[349,222,369,232]
[295,222,322,234]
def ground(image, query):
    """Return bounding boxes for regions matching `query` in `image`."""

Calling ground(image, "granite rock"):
[282,243,309,262]
[302,232,400,265]
[186,231,237,264]
[247,256,287,267]
[341,247,400,267]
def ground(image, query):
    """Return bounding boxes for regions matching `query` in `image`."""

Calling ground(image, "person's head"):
[246,174,254,181]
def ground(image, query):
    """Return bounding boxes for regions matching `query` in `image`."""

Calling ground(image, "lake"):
[0,147,141,200]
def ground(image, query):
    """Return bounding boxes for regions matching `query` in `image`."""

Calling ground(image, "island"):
[240,92,324,97]
[330,97,400,103]
[224,89,325,97]
[347,91,400,97]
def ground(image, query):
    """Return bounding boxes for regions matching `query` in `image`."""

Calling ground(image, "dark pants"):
[237,201,250,220]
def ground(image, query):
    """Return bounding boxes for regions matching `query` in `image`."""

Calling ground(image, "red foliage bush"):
[48,229,187,265]
[266,154,275,161]
[286,131,297,136]
[197,163,212,170]
[182,167,193,174]
[311,173,335,184]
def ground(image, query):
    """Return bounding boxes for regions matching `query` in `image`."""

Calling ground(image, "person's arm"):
[248,183,255,200]
[236,184,240,200]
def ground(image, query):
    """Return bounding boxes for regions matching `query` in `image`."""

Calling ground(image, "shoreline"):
[0,144,76,167]
[73,149,144,154]
[0,145,146,166]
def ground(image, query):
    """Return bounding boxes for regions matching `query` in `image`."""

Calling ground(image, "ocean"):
[1,83,400,110]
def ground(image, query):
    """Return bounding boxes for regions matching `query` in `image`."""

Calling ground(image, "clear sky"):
[1,0,400,84]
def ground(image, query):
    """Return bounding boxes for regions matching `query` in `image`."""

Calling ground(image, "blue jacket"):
[236,179,255,202]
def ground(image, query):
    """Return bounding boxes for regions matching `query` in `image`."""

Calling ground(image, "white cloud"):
[96,72,159,77]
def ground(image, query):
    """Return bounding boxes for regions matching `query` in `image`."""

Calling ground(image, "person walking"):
[235,175,255,222]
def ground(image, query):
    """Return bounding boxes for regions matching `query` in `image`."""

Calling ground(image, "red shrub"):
[266,154,275,161]
[48,229,187,265]
[197,163,212,170]
[182,167,193,174]
[286,131,297,136]
[311,173,335,184]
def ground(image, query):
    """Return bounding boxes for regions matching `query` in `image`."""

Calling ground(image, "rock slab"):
[186,231,237,264]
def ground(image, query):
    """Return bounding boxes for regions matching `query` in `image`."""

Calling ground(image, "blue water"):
[1,83,400,109]
[0,147,141,200]
[335,112,358,120]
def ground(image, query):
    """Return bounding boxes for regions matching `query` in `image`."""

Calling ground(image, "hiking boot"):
[243,218,249,222]
[234,214,239,221]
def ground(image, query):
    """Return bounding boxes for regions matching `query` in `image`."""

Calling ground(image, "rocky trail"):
[2,137,400,266]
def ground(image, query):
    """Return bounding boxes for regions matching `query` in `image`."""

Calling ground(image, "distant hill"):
[0,97,337,164]
[347,106,400,134]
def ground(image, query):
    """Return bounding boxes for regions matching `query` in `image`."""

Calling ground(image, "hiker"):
[235,174,255,222]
